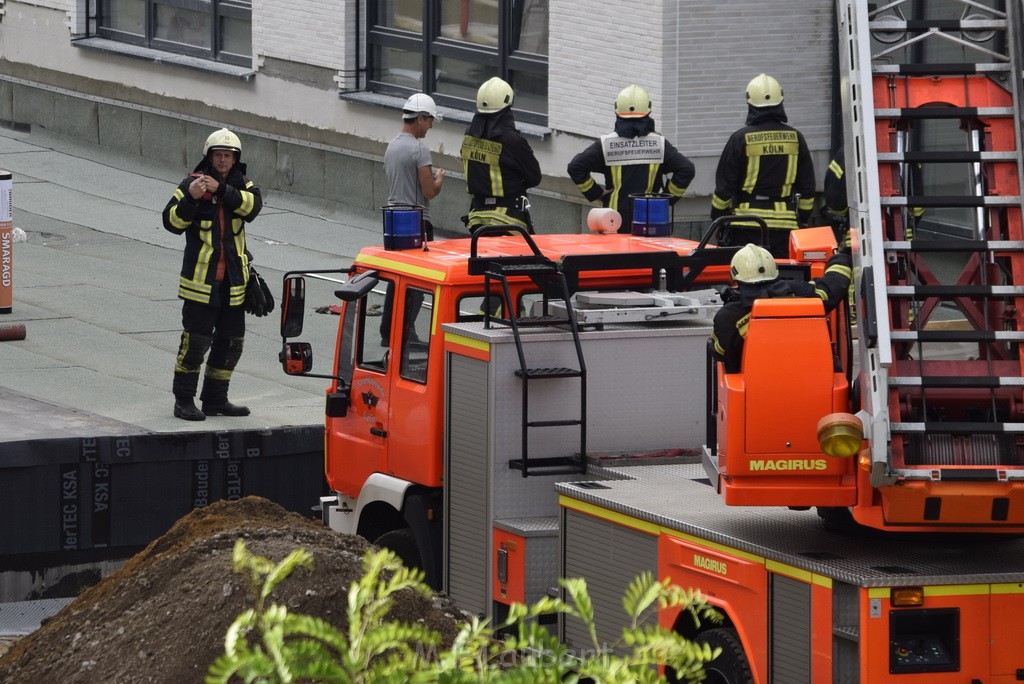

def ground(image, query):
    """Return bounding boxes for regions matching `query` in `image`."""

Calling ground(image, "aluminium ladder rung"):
[877,151,1018,162]
[869,19,1007,31]
[880,195,1021,208]
[887,285,1024,296]
[891,330,1024,342]
[884,240,1024,252]
[875,107,1014,119]
[508,456,585,475]
[526,418,584,428]
[872,63,1012,76]
[892,421,1024,434]
[888,376,1024,388]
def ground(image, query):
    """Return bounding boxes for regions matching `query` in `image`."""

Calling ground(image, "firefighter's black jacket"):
[162,158,262,306]
[711,251,852,374]
[568,116,695,232]
[461,107,542,204]
[711,104,816,230]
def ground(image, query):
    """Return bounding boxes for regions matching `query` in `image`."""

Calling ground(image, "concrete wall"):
[0,0,838,236]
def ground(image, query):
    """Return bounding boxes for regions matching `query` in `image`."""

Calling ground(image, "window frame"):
[95,0,252,68]
[366,0,548,125]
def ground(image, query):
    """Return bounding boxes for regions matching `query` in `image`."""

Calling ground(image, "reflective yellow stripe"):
[646,163,658,192]
[168,207,190,231]
[609,166,623,211]
[444,331,489,352]
[355,254,447,282]
[742,156,760,193]
[576,177,595,193]
[195,222,214,285]
[765,560,831,588]
[711,194,732,210]
[467,208,527,231]
[733,205,799,230]
[828,159,844,179]
[237,190,254,216]
[666,181,686,198]
[205,366,233,381]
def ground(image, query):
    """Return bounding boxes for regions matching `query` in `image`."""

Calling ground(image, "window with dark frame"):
[367,0,549,125]
[97,0,252,68]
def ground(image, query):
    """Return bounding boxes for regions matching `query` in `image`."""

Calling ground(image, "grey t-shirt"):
[384,132,433,220]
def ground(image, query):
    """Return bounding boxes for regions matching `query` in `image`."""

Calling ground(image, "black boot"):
[202,400,250,417]
[173,397,206,421]
[201,376,250,416]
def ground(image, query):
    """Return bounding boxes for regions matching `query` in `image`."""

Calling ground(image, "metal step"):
[485,263,557,276]
[508,456,585,475]
[515,367,583,379]
[513,315,573,327]
[526,418,584,428]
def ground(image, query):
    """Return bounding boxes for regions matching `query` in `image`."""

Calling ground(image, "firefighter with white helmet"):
[460,77,541,233]
[162,127,263,420]
[711,74,816,257]
[711,243,852,373]
[568,84,695,233]
[385,93,445,239]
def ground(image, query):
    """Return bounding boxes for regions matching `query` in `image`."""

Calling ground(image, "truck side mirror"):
[335,270,379,302]
[281,276,306,338]
[280,342,312,375]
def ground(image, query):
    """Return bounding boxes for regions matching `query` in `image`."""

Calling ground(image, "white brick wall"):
[252,0,349,73]
[549,0,834,170]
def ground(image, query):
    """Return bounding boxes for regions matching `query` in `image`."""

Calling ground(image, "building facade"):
[0,0,835,233]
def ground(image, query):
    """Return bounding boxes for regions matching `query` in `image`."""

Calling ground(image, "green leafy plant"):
[208,540,722,683]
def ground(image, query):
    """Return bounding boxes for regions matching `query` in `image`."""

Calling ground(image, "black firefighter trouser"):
[172,282,245,405]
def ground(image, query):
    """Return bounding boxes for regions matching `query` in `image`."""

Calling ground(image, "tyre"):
[374,528,422,570]
[696,628,754,684]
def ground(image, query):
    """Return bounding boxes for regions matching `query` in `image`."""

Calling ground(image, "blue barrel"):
[630,194,672,237]
[382,205,424,250]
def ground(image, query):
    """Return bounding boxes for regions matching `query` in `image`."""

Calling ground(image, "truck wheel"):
[374,528,422,570]
[697,628,753,684]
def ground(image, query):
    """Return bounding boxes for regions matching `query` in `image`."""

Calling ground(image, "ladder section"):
[843,1,1024,483]
[467,227,587,477]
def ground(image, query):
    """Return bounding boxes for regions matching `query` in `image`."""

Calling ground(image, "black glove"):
[244,266,275,317]
[719,286,740,304]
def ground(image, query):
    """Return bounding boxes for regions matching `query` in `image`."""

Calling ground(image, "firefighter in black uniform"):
[711,74,816,258]
[567,84,695,233]
[461,77,542,233]
[711,243,852,374]
[163,128,263,421]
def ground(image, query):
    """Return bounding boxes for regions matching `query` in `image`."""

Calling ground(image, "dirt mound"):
[0,497,465,683]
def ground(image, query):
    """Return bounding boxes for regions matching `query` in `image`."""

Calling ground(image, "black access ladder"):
[468,227,587,477]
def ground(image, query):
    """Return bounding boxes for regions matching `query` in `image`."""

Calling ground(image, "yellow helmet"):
[746,73,784,108]
[476,77,514,114]
[730,244,779,283]
[204,128,242,158]
[615,84,652,118]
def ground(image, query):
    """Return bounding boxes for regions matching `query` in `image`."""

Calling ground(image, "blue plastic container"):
[630,194,672,237]
[382,205,424,250]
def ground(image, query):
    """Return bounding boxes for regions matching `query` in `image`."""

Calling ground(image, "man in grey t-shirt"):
[384,93,445,240]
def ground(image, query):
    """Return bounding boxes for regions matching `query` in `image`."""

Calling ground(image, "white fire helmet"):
[476,77,514,114]
[730,243,780,283]
[203,128,242,159]
[746,73,784,108]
